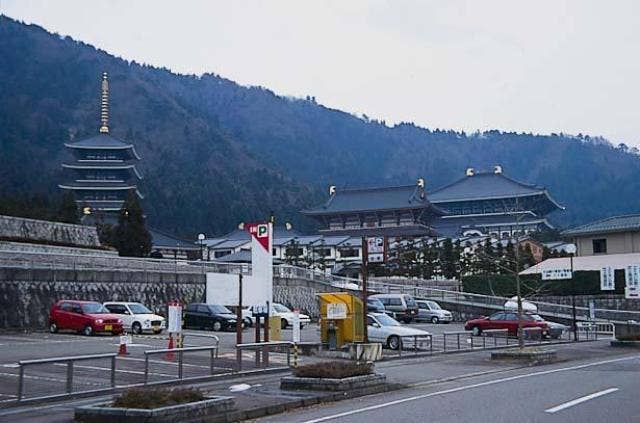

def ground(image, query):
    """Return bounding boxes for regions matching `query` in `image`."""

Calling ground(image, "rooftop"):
[562,214,640,237]
[302,183,443,216]
[428,170,563,209]
[149,228,200,251]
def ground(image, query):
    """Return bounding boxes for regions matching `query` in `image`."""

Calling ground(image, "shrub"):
[293,361,373,379]
[112,387,204,409]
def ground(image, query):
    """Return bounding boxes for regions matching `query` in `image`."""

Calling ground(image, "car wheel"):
[431,316,439,324]
[387,335,401,350]
[49,322,58,334]
[402,317,412,324]
[471,326,482,336]
[83,325,93,336]
[281,319,288,329]
[212,321,222,331]
[132,322,142,335]
[244,318,252,328]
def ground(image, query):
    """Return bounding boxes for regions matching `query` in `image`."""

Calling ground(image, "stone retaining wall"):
[0,215,101,248]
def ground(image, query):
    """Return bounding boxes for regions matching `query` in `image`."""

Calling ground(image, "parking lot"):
[0,319,572,403]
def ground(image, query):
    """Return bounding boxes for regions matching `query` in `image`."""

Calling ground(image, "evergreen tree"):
[504,241,517,273]
[113,190,151,257]
[495,241,505,273]
[56,192,79,224]
[441,238,456,279]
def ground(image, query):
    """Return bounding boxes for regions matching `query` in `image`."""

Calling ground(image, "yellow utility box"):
[269,316,281,341]
[318,293,364,349]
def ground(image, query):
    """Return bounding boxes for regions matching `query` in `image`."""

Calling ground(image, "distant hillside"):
[1,16,639,237]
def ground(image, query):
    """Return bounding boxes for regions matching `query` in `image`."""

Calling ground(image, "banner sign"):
[600,266,615,291]
[367,237,385,263]
[541,268,572,281]
[245,222,270,252]
[625,265,640,299]
[168,304,183,333]
[292,310,301,343]
[327,303,348,319]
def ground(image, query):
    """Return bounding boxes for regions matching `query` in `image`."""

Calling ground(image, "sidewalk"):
[2,339,624,423]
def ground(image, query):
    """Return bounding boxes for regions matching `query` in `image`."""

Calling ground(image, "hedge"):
[462,270,626,297]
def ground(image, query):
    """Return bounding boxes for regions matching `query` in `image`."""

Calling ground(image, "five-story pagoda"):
[59,72,143,213]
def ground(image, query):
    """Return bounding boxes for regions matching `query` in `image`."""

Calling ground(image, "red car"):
[49,300,124,336]
[464,311,548,337]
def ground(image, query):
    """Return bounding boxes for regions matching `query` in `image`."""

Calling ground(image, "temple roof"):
[62,162,142,179]
[65,134,140,158]
[302,184,444,216]
[429,171,563,209]
[433,211,553,237]
[562,214,640,237]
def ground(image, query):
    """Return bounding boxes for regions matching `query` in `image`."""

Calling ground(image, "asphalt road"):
[257,353,640,423]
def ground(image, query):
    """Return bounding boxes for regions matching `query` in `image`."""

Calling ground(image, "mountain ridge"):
[1,16,638,237]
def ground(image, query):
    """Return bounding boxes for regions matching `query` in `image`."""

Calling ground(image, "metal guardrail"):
[143,345,219,384]
[236,341,293,370]
[17,353,117,401]
[442,329,510,352]
[396,334,433,356]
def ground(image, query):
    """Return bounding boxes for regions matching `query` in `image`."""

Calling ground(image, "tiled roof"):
[149,228,200,250]
[302,185,443,215]
[429,172,561,208]
[66,134,134,149]
[562,214,640,236]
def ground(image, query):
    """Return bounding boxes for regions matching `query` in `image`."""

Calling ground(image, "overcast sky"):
[4,0,640,146]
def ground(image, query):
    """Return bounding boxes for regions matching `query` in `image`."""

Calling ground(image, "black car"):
[184,303,239,331]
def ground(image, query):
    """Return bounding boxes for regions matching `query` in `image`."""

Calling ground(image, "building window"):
[339,248,359,258]
[592,239,607,254]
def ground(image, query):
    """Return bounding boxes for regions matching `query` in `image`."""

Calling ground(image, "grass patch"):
[293,361,373,379]
[112,387,204,409]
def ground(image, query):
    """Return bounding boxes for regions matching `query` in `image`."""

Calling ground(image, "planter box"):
[614,322,640,341]
[491,349,557,365]
[280,373,386,392]
[74,396,235,423]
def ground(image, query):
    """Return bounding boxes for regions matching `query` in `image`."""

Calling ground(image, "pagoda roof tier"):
[302,184,445,216]
[58,183,143,198]
[74,200,125,211]
[62,162,142,179]
[65,134,141,159]
[428,170,564,210]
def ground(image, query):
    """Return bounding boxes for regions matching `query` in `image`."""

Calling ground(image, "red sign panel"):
[245,222,270,252]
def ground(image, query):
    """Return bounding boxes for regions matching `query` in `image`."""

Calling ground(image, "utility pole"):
[236,273,243,366]
[361,235,369,343]
[515,236,524,349]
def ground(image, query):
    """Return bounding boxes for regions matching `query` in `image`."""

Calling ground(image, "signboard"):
[367,237,385,263]
[245,222,270,252]
[541,268,573,281]
[253,303,270,317]
[600,266,615,291]
[167,304,183,333]
[326,303,348,320]
[626,265,640,299]
[292,309,301,343]
[588,300,596,320]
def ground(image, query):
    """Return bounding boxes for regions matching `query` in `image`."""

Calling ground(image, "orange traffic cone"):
[118,333,129,356]
[166,333,175,361]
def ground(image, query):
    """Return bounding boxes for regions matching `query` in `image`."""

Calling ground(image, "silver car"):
[367,313,431,350]
[416,300,453,324]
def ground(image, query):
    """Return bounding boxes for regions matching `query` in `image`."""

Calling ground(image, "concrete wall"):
[0,268,352,329]
[575,231,640,256]
[0,215,101,248]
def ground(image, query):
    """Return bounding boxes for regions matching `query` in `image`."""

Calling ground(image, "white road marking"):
[545,388,619,413]
[1,364,19,368]
[52,363,174,377]
[299,355,639,423]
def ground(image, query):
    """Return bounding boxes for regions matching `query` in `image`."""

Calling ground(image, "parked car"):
[184,303,240,331]
[225,306,255,328]
[249,303,311,329]
[367,313,431,350]
[369,294,419,323]
[103,302,166,334]
[415,300,453,324]
[529,314,567,339]
[49,300,123,336]
[464,311,549,337]
[366,297,386,313]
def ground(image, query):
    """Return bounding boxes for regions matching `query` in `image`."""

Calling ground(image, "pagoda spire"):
[99,72,109,134]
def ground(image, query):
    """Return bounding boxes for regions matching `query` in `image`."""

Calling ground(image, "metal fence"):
[143,345,219,384]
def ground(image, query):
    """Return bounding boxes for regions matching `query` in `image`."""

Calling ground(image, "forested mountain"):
[1,16,639,237]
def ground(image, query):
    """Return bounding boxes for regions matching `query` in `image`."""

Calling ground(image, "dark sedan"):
[184,303,240,331]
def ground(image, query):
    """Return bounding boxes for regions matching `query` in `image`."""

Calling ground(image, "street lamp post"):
[565,243,578,341]
[198,233,205,261]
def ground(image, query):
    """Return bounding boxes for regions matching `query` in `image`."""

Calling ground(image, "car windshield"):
[368,299,384,307]
[81,303,108,314]
[404,296,417,307]
[426,301,441,310]
[273,304,291,313]
[210,305,232,314]
[529,314,545,322]
[128,303,152,314]
[374,314,401,327]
